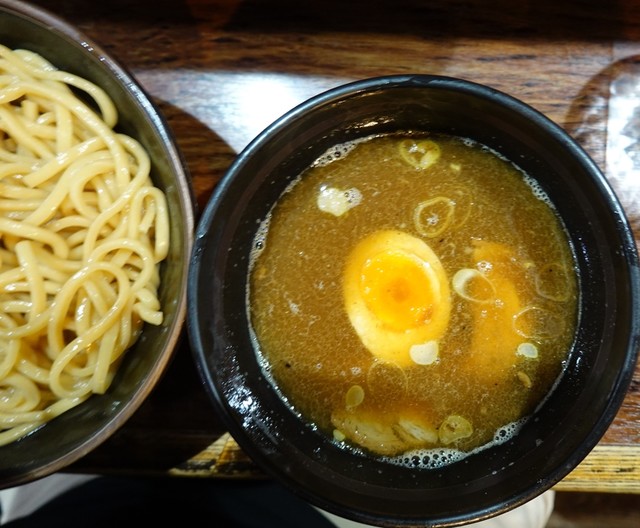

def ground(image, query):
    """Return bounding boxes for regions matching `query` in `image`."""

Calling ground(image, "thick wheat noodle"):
[0,45,170,446]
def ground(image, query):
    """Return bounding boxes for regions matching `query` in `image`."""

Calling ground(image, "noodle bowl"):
[0,45,169,446]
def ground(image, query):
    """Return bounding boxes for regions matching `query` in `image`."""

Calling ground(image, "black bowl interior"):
[188,75,640,526]
[0,0,195,488]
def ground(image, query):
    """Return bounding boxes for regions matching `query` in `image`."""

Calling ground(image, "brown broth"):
[248,133,578,463]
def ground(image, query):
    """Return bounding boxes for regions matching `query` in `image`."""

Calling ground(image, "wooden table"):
[31,0,640,494]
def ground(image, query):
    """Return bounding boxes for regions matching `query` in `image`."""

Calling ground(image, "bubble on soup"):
[315,139,363,166]
[493,418,527,444]
[385,417,527,469]
[386,447,468,469]
[248,132,578,467]
[524,174,552,205]
[250,215,271,261]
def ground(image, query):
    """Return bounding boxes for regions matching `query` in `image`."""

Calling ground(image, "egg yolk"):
[343,230,451,367]
[359,251,439,332]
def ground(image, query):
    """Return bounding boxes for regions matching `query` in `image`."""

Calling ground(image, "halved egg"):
[343,229,451,367]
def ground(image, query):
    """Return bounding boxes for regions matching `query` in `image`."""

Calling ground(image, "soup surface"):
[248,133,578,463]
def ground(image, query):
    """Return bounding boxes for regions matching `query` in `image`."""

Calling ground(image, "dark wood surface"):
[26,0,640,491]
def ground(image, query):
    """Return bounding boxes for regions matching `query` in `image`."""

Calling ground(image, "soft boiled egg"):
[343,229,451,367]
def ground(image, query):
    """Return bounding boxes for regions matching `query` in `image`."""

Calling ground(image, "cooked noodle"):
[0,45,169,446]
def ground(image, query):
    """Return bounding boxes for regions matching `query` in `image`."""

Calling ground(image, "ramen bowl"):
[0,1,194,487]
[188,75,640,526]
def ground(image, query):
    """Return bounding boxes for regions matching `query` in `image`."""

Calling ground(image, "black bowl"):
[0,1,194,488]
[188,75,640,527]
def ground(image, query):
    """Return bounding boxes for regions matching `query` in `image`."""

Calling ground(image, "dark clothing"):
[1,477,337,527]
